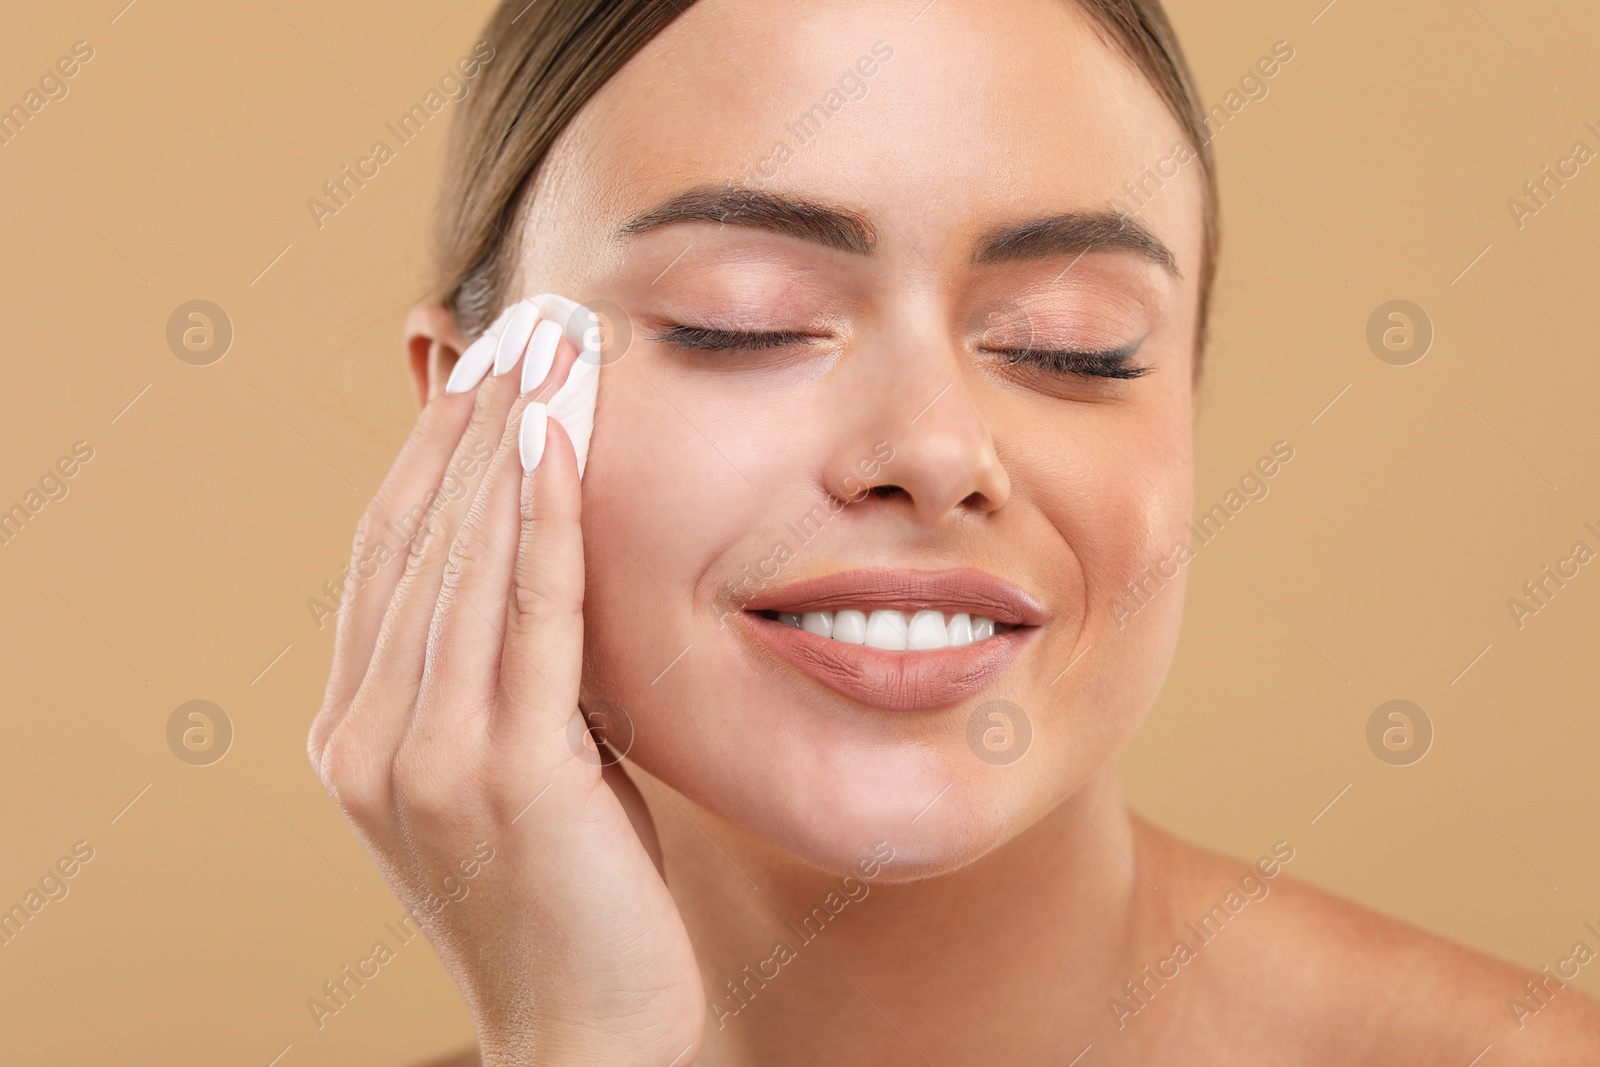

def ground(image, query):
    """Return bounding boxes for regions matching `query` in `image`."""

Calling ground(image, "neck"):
[641,767,1156,1066]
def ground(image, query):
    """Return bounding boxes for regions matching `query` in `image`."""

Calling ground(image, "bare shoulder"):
[1134,818,1600,1064]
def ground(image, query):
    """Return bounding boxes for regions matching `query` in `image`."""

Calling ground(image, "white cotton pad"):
[446,293,603,478]
[531,293,602,480]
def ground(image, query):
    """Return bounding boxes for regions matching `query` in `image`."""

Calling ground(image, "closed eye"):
[652,325,817,351]
[987,343,1150,380]
[652,325,1150,380]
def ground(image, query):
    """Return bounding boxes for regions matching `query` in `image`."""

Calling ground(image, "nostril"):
[871,485,906,498]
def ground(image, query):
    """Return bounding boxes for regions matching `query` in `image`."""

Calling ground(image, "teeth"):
[865,610,908,650]
[907,610,947,650]
[801,611,833,638]
[833,609,867,644]
[771,608,1001,648]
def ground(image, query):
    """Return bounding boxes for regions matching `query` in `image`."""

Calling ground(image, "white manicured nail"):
[521,319,563,394]
[445,332,498,393]
[532,293,602,363]
[493,303,542,376]
[519,402,549,472]
[444,305,517,394]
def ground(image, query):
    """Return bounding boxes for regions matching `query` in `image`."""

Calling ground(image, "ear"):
[405,303,467,408]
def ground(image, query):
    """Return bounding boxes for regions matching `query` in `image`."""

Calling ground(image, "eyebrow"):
[617,185,1178,274]
[975,211,1179,275]
[618,185,877,255]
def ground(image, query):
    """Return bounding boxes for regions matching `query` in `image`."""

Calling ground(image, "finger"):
[411,390,537,739]
[314,299,527,758]
[337,367,523,769]
[310,390,476,762]
[405,315,578,744]
[493,397,587,762]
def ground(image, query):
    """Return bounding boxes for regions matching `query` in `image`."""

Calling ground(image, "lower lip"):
[737,612,1035,711]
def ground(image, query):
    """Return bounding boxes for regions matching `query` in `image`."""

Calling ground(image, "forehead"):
[533,0,1203,280]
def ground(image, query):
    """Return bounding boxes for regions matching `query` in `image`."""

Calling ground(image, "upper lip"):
[737,567,1047,627]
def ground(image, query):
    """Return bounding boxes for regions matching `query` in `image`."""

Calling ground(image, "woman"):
[307,0,1600,1062]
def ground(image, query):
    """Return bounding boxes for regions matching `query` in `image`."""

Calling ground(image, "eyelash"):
[652,325,816,351]
[652,326,1149,380]
[988,344,1150,380]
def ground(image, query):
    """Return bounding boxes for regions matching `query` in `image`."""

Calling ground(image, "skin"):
[314,0,1600,1063]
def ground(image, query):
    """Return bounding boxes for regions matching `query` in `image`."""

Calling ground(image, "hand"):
[307,297,704,1066]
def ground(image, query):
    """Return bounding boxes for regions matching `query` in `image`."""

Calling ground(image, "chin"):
[612,654,1072,882]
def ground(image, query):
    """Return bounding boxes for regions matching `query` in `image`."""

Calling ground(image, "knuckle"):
[402,509,448,574]
[467,381,504,430]
[355,497,414,569]
[518,493,539,528]
[306,706,337,773]
[321,726,390,824]
[442,519,489,586]
[351,506,381,559]
[508,576,582,631]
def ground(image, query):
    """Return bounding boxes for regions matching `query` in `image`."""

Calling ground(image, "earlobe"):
[404,303,466,407]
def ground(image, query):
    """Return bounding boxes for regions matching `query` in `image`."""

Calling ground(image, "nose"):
[823,320,1011,524]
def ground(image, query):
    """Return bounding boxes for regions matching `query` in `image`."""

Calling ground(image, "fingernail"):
[519,402,549,472]
[532,293,600,361]
[444,304,518,394]
[521,319,563,394]
[445,331,499,393]
[494,302,542,377]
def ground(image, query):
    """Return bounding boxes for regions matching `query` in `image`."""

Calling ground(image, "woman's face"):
[522,0,1203,877]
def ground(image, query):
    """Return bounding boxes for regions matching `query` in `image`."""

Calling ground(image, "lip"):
[734,568,1045,711]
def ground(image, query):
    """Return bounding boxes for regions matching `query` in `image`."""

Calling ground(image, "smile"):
[758,608,1006,649]
[736,568,1044,711]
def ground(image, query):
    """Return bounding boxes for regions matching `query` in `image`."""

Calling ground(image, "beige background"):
[1,0,1596,1062]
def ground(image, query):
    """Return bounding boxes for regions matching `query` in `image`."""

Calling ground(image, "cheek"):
[1024,403,1193,621]
[581,367,730,618]
[578,359,815,676]
[1015,393,1194,787]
